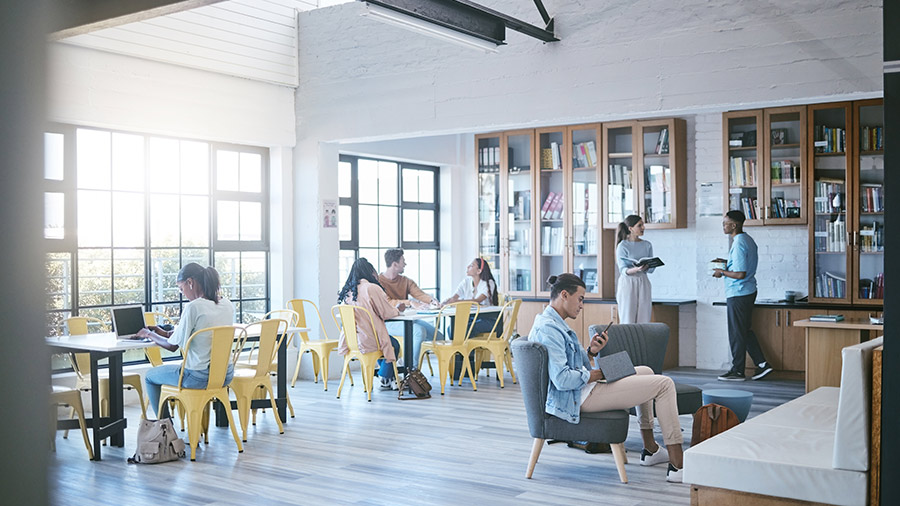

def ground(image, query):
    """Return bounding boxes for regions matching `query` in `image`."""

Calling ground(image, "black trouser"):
[726,291,766,372]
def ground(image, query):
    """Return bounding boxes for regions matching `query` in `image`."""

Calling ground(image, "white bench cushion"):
[834,336,881,471]
[684,387,867,506]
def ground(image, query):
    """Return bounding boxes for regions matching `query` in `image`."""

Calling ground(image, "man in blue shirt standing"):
[712,210,773,381]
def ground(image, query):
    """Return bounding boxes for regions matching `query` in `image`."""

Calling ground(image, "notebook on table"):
[111,305,148,340]
[595,350,637,383]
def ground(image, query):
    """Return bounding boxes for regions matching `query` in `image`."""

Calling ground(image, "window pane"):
[114,249,145,305]
[76,129,110,190]
[112,133,144,191]
[418,170,435,204]
[44,192,65,240]
[358,159,378,204]
[358,205,378,247]
[47,311,69,338]
[77,190,111,247]
[182,195,209,247]
[378,161,398,205]
[404,249,420,283]
[215,252,239,300]
[358,248,379,273]
[403,209,419,242]
[240,299,265,324]
[338,205,352,241]
[181,141,209,195]
[240,201,262,241]
[379,206,398,247]
[338,161,351,198]
[112,192,145,247]
[217,201,240,241]
[150,194,179,247]
[45,133,64,181]
[150,303,181,324]
[46,252,73,311]
[182,249,210,270]
[149,137,180,194]
[217,150,239,191]
[418,210,435,242]
[241,252,266,299]
[418,249,437,290]
[150,249,180,302]
[402,169,417,202]
[338,250,356,286]
[78,248,112,307]
[239,152,262,193]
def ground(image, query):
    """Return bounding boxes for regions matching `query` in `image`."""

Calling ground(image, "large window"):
[43,126,269,364]
[338,155,440,297]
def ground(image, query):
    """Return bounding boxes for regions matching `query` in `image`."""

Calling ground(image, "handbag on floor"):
[398,367,432,400]
[127,417,186,464]
[691,403,740,447]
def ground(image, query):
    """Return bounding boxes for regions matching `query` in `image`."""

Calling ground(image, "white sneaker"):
[640,445,669,466]
[379,377,392,390]
[389,379,399,391]
[666,463,684,483]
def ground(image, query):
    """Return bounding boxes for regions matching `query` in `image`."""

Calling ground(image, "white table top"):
[388,305,503,321]
[45,332,156,353]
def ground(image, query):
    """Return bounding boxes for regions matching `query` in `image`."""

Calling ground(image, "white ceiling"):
[60,0,353,87]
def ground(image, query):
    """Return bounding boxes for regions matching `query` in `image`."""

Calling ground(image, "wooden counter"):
[792,318,883,392]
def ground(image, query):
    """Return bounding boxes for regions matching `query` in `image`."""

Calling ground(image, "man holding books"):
[712,210,774,381]
[379,249,443,367]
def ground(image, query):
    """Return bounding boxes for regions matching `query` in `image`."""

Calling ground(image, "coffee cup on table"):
[784,291,797,303]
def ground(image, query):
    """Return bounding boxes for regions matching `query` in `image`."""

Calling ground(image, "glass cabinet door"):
[853,99,884,302]
[724,111,762,225]
[809,103,850,302]
[505,131,534,295]
[476,135,500,270]
[763,106,806,225]
[569,125,600,294]
[537,128,566,294]
[640,121,674,226]
[603,122,637,228]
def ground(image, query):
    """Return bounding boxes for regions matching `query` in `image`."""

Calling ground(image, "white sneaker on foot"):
[666,463,684,483]
[640,445,669,466]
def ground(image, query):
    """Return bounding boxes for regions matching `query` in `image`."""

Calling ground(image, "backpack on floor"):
[127,417,186,464]
[691,403,740,447]
[398,367,432,400]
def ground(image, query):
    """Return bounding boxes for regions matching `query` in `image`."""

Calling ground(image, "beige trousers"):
[581,365,683,445]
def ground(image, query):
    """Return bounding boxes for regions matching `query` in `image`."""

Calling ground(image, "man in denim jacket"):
[528,273,685,483]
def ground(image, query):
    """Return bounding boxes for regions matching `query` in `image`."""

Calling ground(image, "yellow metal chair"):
[229,318,287,442]
[467,299,522,388]
[64,317,148,440]
[288,299,340,391]
[143,312,186,430]
[50,385,93,460]
[157,325,246,461]
[332,304,399,402]
[239,309,298,420]
[418,302,479,395]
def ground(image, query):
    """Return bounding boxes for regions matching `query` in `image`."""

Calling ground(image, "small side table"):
[702,389,754,422]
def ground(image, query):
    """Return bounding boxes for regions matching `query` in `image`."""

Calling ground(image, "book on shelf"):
[770,160,799,184]
[626,256,664,268]
[860,184,884,213]
[814,271,847,298]
[814,179,845,214]
[809,314,844,322]
[655,128,669,154]
[550,142,562,171]
[814,125,846,153]
[572,140,597,168]
[540,192,555,219]
[860,125,884,151]
[729,157,757,187]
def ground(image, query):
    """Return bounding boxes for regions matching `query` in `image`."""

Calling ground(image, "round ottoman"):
[701,388,753,422]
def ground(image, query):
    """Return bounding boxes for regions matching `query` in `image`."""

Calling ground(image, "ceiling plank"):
[49,0,228,40]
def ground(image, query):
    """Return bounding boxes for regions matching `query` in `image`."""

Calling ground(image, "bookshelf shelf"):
[771,143,802,148]
[814,152,847,157]
[771,182,801,187]
[860,150,884,155]
[729,146,757,151]
[607,152,632,158]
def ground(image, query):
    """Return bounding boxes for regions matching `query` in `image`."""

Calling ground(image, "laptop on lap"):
[112,305,147,340]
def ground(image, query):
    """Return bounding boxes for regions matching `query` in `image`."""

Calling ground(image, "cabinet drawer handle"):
[775,310,780,327]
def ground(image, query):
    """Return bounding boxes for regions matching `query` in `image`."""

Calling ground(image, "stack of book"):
[859,272,884,299]
[860,184,884,213]
[814,179,845,213]
[478,146,501,172]
[815,272,846,298]
[770,160,800,183]
[813,217,846,253]
[540,192,564,220]
[729,157,757,186]
[813,125,846,153]
[860,125,884,151]
[654,128,669,154]
[809,314,844,322]
[572,141,597,168]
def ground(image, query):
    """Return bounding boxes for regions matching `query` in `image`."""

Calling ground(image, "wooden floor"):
[48,367,804,505]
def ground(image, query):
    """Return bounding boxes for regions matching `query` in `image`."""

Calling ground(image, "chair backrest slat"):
[443,302,478,344]
[332,304,381,353]
[243,319,288,377]
[288,299,329,344]
[180,325,247,389]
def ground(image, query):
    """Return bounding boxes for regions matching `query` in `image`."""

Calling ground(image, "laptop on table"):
[111,305,148,340]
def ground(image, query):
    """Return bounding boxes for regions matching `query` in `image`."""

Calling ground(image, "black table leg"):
[403,320,414,376]
[276,338,287,422]
[107,353,125,447]
[89,351,102,461]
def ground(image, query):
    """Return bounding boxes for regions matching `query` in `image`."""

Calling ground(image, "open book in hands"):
[628,257,664,269]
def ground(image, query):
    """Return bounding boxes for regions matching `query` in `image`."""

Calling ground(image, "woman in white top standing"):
[139,263,235,416]
[443,257,500,335]
[615,215,655,324]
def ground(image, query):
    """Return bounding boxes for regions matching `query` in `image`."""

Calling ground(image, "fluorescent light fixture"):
[361,2,499,53]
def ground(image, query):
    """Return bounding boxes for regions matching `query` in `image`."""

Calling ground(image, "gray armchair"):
[590,322,703,415]
[511,339,630,483]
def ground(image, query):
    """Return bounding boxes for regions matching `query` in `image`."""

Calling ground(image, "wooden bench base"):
[690,485,831,506]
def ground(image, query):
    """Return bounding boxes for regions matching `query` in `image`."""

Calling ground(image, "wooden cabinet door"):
[748,307,782,372]
[783,308,817,371]
[516,301,545,339]
[580,303,615,349]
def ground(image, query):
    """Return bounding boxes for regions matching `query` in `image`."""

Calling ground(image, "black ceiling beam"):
[48,0,226,40]
[363,0,558,45]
